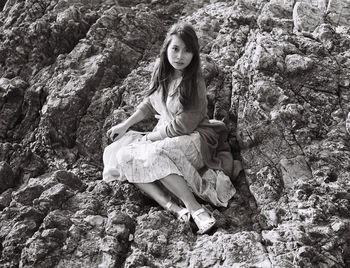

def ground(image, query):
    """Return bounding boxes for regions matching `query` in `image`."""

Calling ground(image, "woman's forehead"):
[169,35,186,47]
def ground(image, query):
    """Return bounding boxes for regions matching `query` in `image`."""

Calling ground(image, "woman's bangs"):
[177,31,196,53]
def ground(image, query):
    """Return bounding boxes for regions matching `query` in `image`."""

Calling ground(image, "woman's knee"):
[146,147,166,162]
[115,146,134,165]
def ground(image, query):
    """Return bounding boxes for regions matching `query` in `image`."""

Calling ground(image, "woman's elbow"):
[178,124,198,135]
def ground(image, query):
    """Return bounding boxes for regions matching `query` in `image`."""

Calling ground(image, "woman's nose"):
[177,51,184,59]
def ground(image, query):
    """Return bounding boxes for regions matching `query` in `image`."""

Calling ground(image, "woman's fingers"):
[112,132,121,141]
[106,124,128,141]
[107,128,117,140]
[109,129,125,141]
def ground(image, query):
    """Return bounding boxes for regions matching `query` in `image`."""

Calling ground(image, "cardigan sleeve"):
[159,77,207,138]
[159,110,205,138]
[136,97,157,119]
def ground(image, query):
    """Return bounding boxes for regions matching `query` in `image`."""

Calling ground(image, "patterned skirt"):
[103,131,235,207]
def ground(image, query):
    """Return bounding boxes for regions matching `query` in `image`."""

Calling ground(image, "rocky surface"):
[0,0,349,267]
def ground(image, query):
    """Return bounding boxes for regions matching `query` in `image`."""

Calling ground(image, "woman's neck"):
[172,70,183,79]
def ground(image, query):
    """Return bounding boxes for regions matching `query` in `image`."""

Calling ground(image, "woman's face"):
[167,35,193,73]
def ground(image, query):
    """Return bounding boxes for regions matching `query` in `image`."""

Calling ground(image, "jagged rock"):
[0,77,28,139]
[125,209,195,267]
[0,171,85,267]
[257,0,294,32]
[42,209,73,230]
[33,183,75,214]
[280,155,313,189]
[53,210,135,268]
[285,54,314,74]
[20,228,67,268]
[13,183,45,206]
[0,161,15,193]
[105,210,135,239]
[313,23,338,49]
[13,170,84,206]
[0,141,48,185]
[62,192,102,214]
[1,220,39,266]
[0,188,13,210]
[186,231,271,267]
[249,165,282,206]
[327,0,350,27]
[293,2,322,33]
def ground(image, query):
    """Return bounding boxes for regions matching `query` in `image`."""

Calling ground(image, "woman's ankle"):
[186,203,202,214]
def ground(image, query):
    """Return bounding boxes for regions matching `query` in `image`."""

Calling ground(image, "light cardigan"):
[137,76,234,177]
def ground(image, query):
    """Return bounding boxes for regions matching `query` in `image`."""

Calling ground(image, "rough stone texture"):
[293,2,322,33]
[186,231,271,267]
[0,161,15,193]
[0,0,350,267]
[327,0,350,27]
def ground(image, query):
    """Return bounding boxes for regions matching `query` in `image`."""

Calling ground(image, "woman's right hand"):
[107,122,129,141]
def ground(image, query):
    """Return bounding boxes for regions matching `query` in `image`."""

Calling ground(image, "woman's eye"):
[172,47,178,51]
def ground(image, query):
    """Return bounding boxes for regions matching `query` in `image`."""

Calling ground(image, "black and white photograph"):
[0,0,349,267]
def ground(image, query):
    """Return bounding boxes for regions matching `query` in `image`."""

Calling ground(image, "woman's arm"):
[124,109,146,128]
[107,109,147,141]
[158,110,205,138]
[157,77,208,139]
[107,95,157,141]
[146,130,163,141]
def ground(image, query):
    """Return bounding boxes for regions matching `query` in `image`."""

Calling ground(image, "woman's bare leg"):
[159,174,202,213]
[135,175,212,220]
[133,182,184,214]
[134,182,170,207]
[160,174,216,233]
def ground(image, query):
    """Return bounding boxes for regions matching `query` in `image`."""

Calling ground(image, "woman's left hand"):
[106,122,129,141]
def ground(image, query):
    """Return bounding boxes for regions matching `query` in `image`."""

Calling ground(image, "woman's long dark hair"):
[147,22,201,110]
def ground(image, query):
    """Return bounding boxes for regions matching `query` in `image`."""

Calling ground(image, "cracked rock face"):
[0,0,350,267]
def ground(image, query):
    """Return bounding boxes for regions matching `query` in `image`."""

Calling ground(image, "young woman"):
[103,22,236,234]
